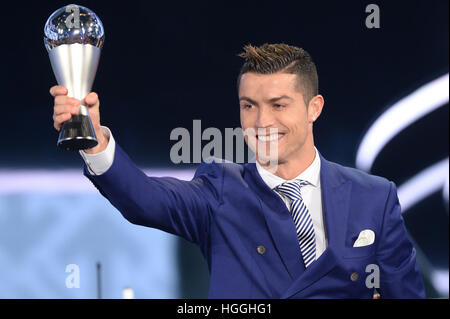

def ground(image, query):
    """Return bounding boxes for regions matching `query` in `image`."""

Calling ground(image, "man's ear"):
[308,95,324,122]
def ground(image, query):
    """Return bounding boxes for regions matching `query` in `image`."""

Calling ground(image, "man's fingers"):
[53,113,72,131]
[54,104,79,116]
[50,85,88,133]
[50,85,68,97]
[54,95,79,107]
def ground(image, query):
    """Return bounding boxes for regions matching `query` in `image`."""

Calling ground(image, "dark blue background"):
[1,0,446,168]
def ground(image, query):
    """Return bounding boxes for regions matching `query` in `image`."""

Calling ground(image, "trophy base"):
[57,114,98,151]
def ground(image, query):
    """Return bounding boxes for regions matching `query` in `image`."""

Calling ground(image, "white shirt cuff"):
[79,126,116,175]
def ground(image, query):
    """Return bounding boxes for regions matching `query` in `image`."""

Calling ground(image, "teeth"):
[258,134,282,142]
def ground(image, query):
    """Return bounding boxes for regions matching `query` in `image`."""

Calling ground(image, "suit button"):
[350,272,359,281]
[257,245,266,255]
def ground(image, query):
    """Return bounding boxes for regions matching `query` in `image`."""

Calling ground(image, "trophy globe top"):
[44,4,105,52]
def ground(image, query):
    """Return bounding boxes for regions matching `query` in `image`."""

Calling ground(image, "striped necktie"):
[275,180,316,268]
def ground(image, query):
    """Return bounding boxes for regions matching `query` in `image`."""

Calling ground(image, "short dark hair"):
[237,43,318,105]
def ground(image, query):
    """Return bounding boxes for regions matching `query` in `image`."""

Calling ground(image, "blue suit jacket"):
[84,144,425,298]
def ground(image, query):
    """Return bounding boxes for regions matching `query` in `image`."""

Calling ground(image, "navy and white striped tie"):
[276,180,316,268]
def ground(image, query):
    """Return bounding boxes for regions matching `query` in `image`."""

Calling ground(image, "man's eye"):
[243,104,254,109]
[274,104,285,108]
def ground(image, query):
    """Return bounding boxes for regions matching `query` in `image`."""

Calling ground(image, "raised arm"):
[50,85,221,245]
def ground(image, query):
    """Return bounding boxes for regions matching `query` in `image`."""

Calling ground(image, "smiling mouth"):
[256,133,285,142]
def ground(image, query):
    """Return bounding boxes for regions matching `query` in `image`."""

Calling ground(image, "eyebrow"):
[239,96,259,105]
[267,95,293,103]
[239,95,293,105]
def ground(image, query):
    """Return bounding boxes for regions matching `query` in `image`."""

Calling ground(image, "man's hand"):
[50,85,108,154]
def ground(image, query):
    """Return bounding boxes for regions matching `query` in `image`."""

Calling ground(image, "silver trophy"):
[44,4,105,150]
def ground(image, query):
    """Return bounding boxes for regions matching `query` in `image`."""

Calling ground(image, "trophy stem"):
[57,113,98,150]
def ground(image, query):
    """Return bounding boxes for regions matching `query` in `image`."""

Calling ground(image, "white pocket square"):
[353,229,375,247]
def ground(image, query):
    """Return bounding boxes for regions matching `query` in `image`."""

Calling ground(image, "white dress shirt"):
[79,126,115,175]
[80,129,328,258]
[256,148,327,259]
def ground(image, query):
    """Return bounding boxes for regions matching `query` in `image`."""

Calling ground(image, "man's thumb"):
[83,92,99,107]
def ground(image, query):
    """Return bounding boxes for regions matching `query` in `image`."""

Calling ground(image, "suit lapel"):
[245,163,306,280]
[281,154,353,298]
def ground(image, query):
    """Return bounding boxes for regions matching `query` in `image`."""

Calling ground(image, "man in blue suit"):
[50,43,425,298]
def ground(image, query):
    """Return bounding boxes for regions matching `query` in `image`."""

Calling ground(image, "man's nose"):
[255,106,274,129]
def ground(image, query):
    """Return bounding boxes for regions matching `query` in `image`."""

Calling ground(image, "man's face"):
[239,72,314,165]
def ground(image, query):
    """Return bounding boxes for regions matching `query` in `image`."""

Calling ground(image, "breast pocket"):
[343,245,376,259]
